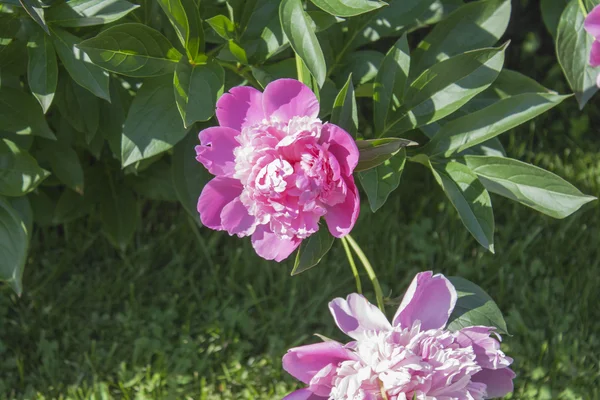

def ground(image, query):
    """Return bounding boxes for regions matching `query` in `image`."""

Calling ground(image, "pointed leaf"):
[355,138,416,172]
[330,74,358,136]
[309,0,386,17]
[78,23,183,77]
[20,0,49,34]
[27,28,58,113]
[358,147,406,212]
[156,0,204,60]
[464,155,597,219]
[292,228,335,275]
[206,15,236,40]
[39,142,84,193]
[100,182,138,251]
[0,87,56,139]
[46,0,139,27]
[0,196,28,295]
[0,139,50,197]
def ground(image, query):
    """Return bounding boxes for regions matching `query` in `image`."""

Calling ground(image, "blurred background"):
[1,0,599,398]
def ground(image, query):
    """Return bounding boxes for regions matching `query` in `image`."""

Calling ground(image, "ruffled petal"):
[282,341,356,384]
[392,271,458,331]
[324,177,360,238]
[216,86,265,131]
[195,127,239,177]
[251,225,301,261]
[457,326,513,370]
[591,40,600,67]
[585,5,600,38]
[263,78,319,123]
[220,197,257,237]
[472,367,515,399]
[283,389,327,400]
[319,124,359,176]
[197,177,243,229]
[329,293,392,340]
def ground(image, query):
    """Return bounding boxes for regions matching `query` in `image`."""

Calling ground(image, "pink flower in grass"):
[195,79,360,262]
[585,5,600,87]
[282,272,515,399]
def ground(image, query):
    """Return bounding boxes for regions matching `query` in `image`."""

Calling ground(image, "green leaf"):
[45,0,139,27]
[100,181,138,251]
[156,0,203,61]
[307,10,340,32]
[411,0,511,74]
[78,23,183,77]
[291,228,335,275]
[425,93,569,158]
[374,34,409,135]
[280,0,327,86]
[330,74,358,136]
[121,75,187,167]
[358,147,406,212]
[295,53,320,101]
[0,139,50,197]
[50,26,110,101]
[355,138,417,172]
[337,50,384,87]
[130,160,178,201]
[463,155,597,219]
[27,27,58,114]
[20,0,49,34]
[174,59,224,128]
[446,276,508,335]
[251,58,296,88]
[309,0,386,17]
[541,0,569,38]
[430,160,495,252]
[0,87,56,139]
[228,39,248,64]
[54,189,92,223]
[385,45,507,135]
[39,142,84,193]
[556,0,599,108]
[55,75,100,143]
[206,14,236,40]
[99,78,131,159]
[171,130,211,219]
[0,196,28,295]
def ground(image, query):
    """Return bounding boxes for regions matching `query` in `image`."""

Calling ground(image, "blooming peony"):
[195,78,360,262]
[282,272,515,399]
[585,5,600,87]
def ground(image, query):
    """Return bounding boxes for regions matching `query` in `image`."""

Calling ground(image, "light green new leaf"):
[358,148,406,212]
[430,160,495,252]
[171,130,211,219]
[280,0,327,86]
[374,34,409,135]
[463,156,597,219]
[174,59,224,128]
[20,0,49,34]
[309,0,386,17]
[0,197,29,295]
[446,276,508,335]
[27,28,58,113]
[411,0,510,74]
[206,15,236,40]
[0,87,56,139]
[156,0,203,61]
[556,0,599,108]
[355,138,417,172]
[100,182,138,251]
[295,53,320,101]
[0,139,50,197]
[50,27,110,101]
[45,0,139,27]
[121,75,187,167]
[331,74,358,136]
[292,227,335,275]
[78,23,182,77]
[385,45,506,135]
[426,93,569,157]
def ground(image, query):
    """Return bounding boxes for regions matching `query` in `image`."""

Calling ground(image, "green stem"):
[296,52,306,83]
[341,237,362,294]
[579,0,588,16]
[345,234,385,311]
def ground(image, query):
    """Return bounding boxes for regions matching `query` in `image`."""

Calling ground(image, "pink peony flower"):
[282,272,515,399]
[585,5,600,87]
[195,79,360,262]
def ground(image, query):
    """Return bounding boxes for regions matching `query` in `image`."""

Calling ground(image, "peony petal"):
[591,40,600,67]
[282,341,356,384]
[585,5,600,38]
[324,177,360,238]
[392,271,458,330]
[283,389,327,400]
[319,124,359,176]
[263,78,319,122]
[216,86,265,131]
[197,177,243,229]
[195,127,240,177]
[472,367,515,399]
[457,326,513,370]
[329,293,392,340]
[220,197,256,237]
[251,225,301,261]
